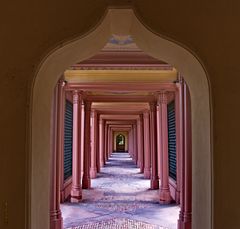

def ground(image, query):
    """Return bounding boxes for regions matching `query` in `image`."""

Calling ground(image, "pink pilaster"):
[156,103,161,183]
[178,81,192,229]
[70,91,82,202]
[96,115,100,173]
[108,127,111,156]
[137,115,144,173]
[90,109,97,178]
[104,123,108,163]
[158,92,172,204]
[133,124,138,164]
[50,81,64,229]
[99,118,105,167]
[143,110,151,179]
[109,128,113,155]
[175,79,183,204]
[150,103,159,189]
[128,128,133,157]
[82,101,91,189]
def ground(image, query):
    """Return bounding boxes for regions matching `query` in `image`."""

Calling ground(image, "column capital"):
[99,118,104,125]
[72,90,79,104]
[143,110,149,118]
[84,101,92,111]
[58,79,66,88]
[149,102,157,111]
[91,109,97,117]
[157,91,168,104]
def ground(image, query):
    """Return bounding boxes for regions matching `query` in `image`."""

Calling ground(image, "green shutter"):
[167,101,176,181]
[64,100,73,181]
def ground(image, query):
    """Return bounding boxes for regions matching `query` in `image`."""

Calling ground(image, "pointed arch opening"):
[30,8,212,229]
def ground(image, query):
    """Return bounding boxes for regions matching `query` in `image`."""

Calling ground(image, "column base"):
[70,189,82,203]
[100,161,105,167]
[159,188,172,204]
[176,190,181,204]
[178,219,191,229]
[97,160,100,173]
[82,176,91,189]
[181,212,192,229]
[90,168,97,179]
[144,168,151,179]
[151,178,159,189]
[137,160,141,167]
[50,210,63,229]
[97,165,100,173]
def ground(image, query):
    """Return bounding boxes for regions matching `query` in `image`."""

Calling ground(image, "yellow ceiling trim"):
[64,69,177,83]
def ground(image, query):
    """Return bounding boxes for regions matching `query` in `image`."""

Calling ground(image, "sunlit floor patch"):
[61,152,179,229]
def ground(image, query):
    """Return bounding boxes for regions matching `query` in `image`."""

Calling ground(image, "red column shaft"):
[156,104,161,184]
[71,91,82,202]
[50,81,64,229]
[133,124,138,164]
[99,118,105,167]
[82,101,91,189]
[104,122,108,163]
[159,92,172,204]
[175,81,183,205]
[96,115,100,173]
[137,115,144,173]
[178,81,192,229]
[150,103,159,189]
[143,110,151,179]
[90,109,97,178]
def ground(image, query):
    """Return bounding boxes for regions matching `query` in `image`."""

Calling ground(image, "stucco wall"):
[0,1,240,229]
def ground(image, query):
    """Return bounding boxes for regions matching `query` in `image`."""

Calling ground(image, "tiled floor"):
[61,153,180,229]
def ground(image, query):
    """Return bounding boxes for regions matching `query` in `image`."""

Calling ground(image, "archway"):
[30,8,212,229]
[116,134,126,152]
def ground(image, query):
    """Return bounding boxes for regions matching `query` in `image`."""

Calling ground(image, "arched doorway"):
[116,134,126,152]
[30,8,212,229]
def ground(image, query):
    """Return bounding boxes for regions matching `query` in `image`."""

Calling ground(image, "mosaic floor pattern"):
[67,218,166,229]
[61,153,179,229]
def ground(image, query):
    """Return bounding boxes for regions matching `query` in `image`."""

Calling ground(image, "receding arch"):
[30,8,212,229]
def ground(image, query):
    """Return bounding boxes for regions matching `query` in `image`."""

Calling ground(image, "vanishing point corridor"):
[61,152,179,229]
[50,35,192,229]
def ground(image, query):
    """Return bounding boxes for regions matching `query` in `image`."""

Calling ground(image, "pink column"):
[150,102,159,189]
[143,110,151,179]
[70,91,82,202]
[159,92,172,204]
[90,109,97,178]
[128,128,133,157]
[104,122,108,163]
[131,126,135,159]
[178,81,192,229]
[156,103,161,184]
[175,79,184,204]
[109,128,113,156]
[82,101,91,189]
[108,127,111,156]
[137,115,144,173]
[99,118,105,167]
[133,124,138,164]
[96,115,100,173]
[50,81,63,229]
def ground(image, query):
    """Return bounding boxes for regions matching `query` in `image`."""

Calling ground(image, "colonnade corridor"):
[61,152,179,229]
[50,35,192,229]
